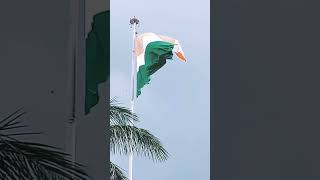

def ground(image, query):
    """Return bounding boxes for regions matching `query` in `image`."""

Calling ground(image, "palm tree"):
[0,109,89,180]
[110,98,169,180]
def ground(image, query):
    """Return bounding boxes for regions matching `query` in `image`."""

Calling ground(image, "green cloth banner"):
[85,11,109,115]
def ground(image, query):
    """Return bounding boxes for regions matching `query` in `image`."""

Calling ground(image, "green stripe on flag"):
[137,41,174,97]
[85,11,109,115]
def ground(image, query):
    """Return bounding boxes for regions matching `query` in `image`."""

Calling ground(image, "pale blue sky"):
[110,0,210,179]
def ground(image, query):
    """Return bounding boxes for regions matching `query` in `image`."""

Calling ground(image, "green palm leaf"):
[110,161,128,180]
[110,98,138,125]
[109,98,169,179]
[110,125,169,162]
[0,109,89,180]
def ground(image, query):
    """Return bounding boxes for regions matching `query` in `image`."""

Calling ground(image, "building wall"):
[0,1,109,179]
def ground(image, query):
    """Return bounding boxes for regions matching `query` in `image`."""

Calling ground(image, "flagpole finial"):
[130,16,140,26]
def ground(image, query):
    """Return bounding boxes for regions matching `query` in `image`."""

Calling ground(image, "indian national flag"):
[135,33,186,97]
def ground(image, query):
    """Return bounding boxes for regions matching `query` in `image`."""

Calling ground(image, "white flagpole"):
[129,16,139,180]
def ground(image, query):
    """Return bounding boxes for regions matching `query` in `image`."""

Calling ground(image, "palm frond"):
[110,125,169,162]
[110,98,138,125]
[110,161,128,180]
[0,109,89,180]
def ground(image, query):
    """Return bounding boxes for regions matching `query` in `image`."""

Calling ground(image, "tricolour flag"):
[135,33,186,97]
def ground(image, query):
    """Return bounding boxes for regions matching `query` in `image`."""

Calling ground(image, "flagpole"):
[129,16,139,180]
